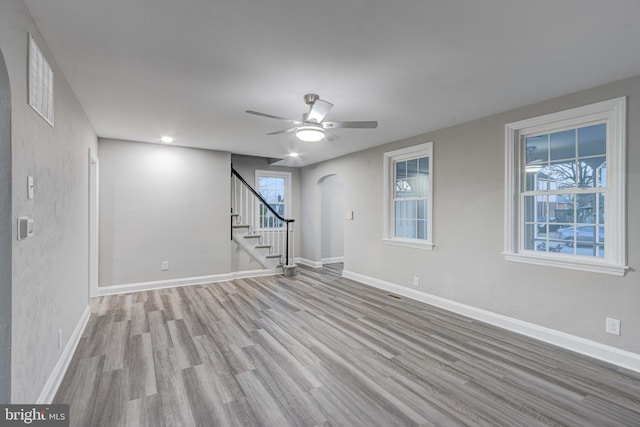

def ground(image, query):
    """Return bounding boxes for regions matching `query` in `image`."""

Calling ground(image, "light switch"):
[27,176,35,199]
[345,211,354,220]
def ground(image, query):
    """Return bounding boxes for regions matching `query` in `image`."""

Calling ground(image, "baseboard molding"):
[98,270,281,296]
[37,306,91,404]
[231,269,278,280]
[321,256,344,265]
[342,269,640,373]
[98,273,235,296]
[295,257,323,269]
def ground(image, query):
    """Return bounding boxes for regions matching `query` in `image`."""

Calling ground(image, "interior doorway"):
[0,48,13,403]
[320,174,344,265]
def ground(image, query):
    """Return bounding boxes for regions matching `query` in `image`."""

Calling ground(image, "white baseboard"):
[98,270,281,296]
[37,306,91,404]
[295,257,323,268]
[98,273,234,295]
[342,269,640,373]
[231,269,279,280]
[321,256,344,265]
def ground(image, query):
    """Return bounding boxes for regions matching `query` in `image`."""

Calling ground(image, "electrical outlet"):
[412,276,420,288]
[161,261,169,271]
[606,317,621,336]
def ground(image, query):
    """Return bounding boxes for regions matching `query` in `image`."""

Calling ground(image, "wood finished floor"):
[55,264,640,426]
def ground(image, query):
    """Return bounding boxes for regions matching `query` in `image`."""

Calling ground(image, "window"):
[383,142,433,249]
[504,98,626,275]
[255,170,291,229]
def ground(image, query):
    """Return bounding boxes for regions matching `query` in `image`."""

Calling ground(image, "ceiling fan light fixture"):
[296,126,325,142]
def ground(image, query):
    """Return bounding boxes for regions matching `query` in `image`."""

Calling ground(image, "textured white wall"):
[301,75,640,354]
[1,0,98,402]
[99,139,231,286]
[0,48,12,404]
[321,175,344,260]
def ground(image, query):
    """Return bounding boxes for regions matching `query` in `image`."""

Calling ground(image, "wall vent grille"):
[28,33,54,126]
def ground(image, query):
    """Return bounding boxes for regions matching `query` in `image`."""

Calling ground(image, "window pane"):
[598,193,605,225]
[417,199,427,221]
[597,161,607,188]
[576,156,606,188]
[395,200,407,219]
[549,160,577,189]
[524,224,536,250]
[417,220,428,240]
[405,178,418,197]
[576,194,596,224]
[550,129,576,161]
[524,195,544,223]
[406,158,418,179]
[554,193,574,224]
[576,226,598,244]
[418,156,429,175]
[405,220,417,239]
[417,156,429,198]
[395,219,405,238]
[525,135,548,164]
[395,161,407,181]
[578,123,606,157]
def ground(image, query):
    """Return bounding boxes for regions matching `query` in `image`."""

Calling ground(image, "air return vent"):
[28,33,54,126]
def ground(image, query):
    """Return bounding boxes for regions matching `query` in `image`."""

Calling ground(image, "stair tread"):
[255,245,272,249]
[265,254,282,258]
[232,224,250,228]
[244,235,261,239]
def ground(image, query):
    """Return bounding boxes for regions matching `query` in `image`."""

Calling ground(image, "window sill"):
[503,252,627,276]
[383,238,434,251]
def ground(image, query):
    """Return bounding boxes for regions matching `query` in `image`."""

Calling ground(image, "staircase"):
[231,167,297,276]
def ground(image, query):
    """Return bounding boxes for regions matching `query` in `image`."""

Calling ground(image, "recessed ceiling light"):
[160,136,174,143]
[289,152,299,158]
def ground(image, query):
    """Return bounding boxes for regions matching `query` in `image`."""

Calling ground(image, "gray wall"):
[321,175,344,260]
[1,0,98,402]
[0,48,12,404]
[301,75,640,354]
[99,139,231,286]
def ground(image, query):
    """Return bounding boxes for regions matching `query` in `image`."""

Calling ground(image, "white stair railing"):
[231,167,295,269]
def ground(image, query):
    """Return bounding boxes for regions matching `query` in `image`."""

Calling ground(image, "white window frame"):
[504,97,627,276]
[383,142,434,250]
[255,170,291,230]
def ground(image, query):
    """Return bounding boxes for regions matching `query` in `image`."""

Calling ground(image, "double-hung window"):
[383,142,433,249]
[504,98,626,275]
[255,170,291,229]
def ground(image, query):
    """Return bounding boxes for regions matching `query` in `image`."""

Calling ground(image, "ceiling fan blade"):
[266,127,298,135]
[306,99,333,123]
[324,131,340,142]
[323,121,378,129]
[246,110,300,124]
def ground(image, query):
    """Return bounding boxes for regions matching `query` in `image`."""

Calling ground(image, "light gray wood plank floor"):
[55,264,640,426]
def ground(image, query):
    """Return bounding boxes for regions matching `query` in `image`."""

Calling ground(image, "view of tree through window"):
[523,123,606,257]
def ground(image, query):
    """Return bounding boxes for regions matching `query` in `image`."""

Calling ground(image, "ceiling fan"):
[246,93,378,142]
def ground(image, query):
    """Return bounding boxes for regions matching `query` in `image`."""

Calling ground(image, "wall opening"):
[320,174,344,265]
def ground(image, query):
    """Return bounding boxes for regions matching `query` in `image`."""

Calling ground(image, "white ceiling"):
[24,0,640,166]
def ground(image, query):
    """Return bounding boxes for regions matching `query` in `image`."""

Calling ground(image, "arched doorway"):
[320,174,344,265]
[0,48,12,403]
